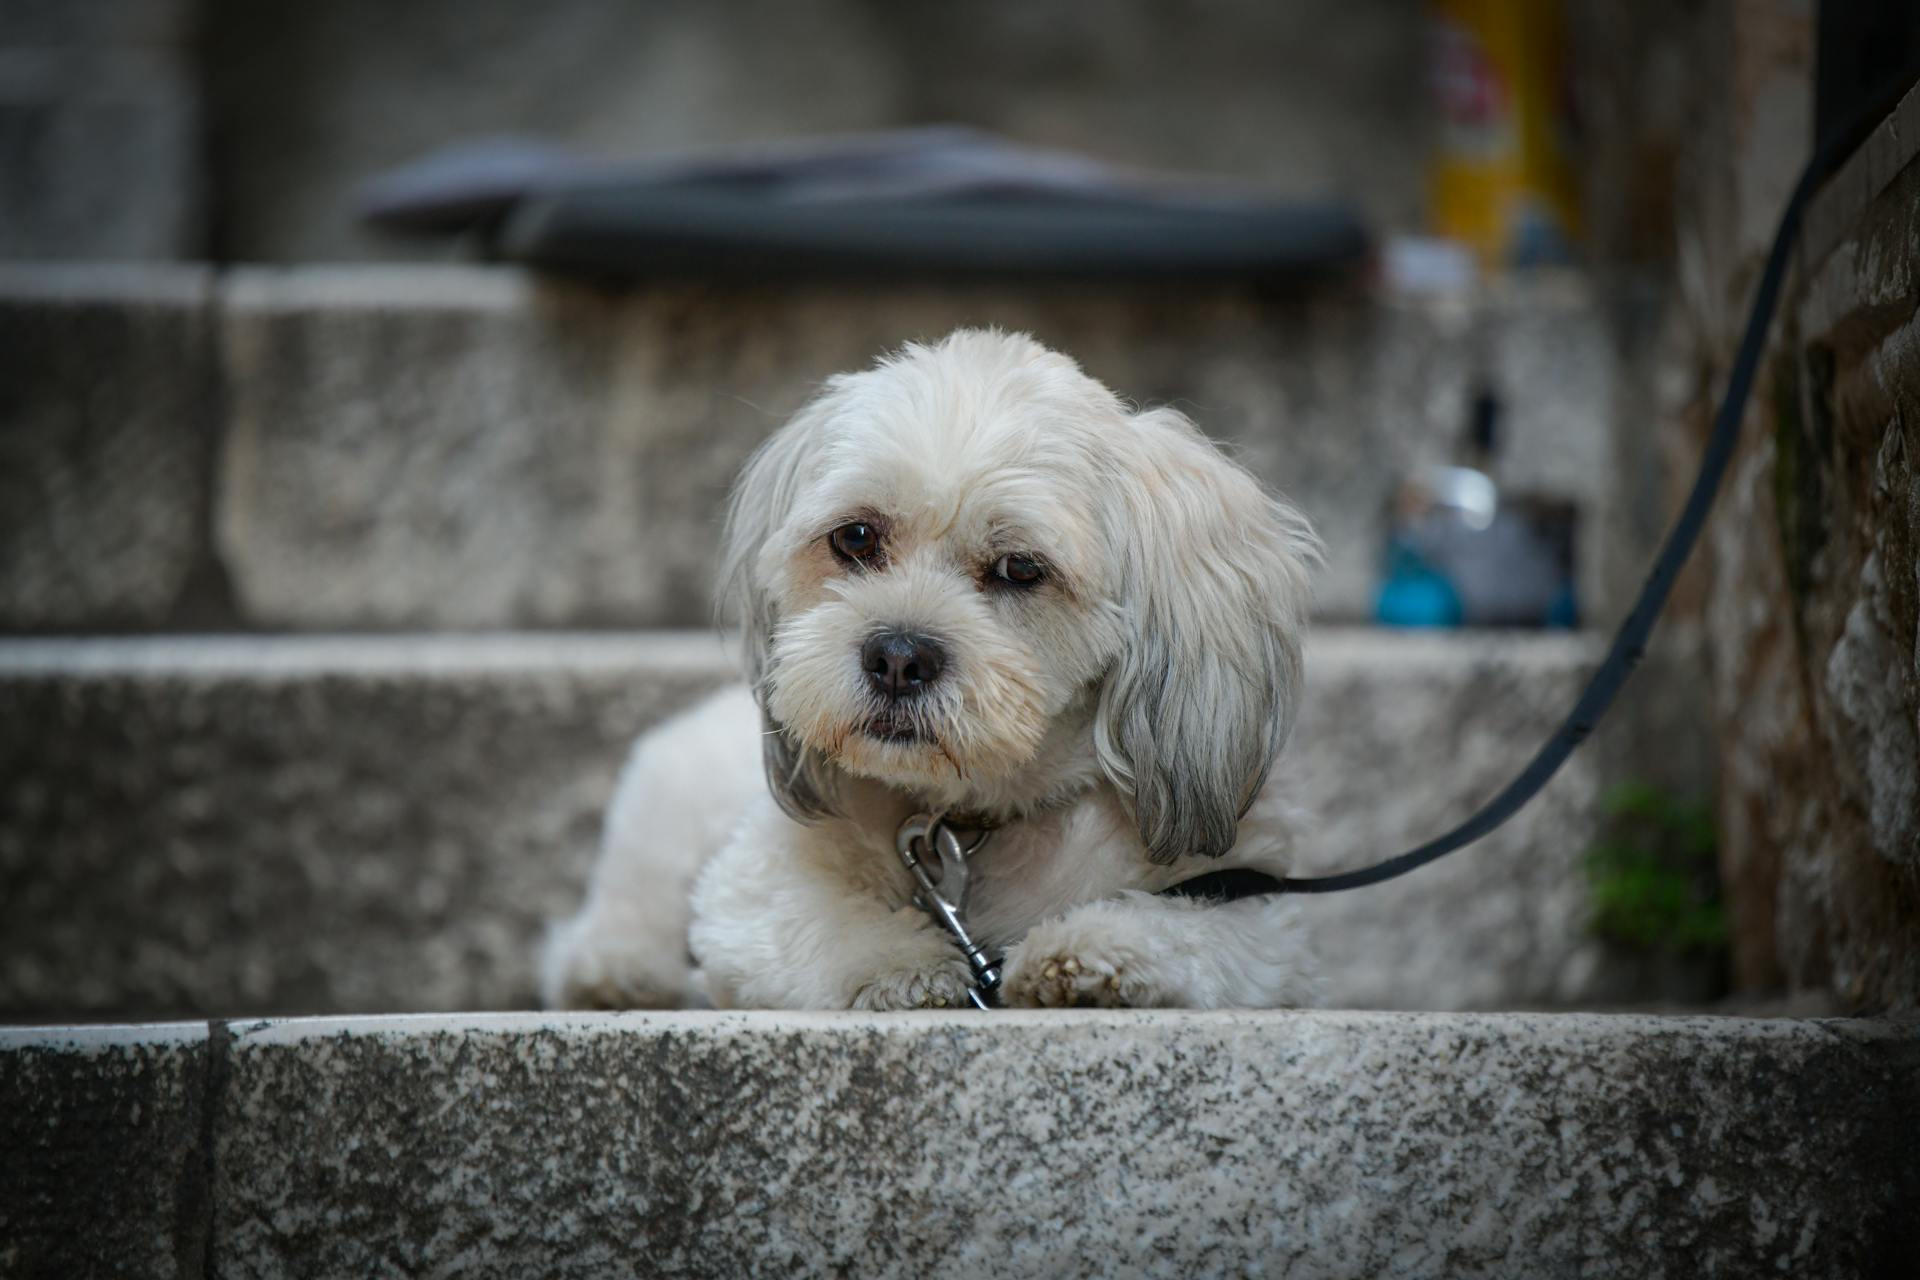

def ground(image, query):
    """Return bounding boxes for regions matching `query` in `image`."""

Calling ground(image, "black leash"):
[1164,72,1914,906]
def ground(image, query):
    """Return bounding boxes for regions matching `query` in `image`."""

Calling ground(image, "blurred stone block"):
[1292,632,1608,1010]
[0,265,215,628]
[0,0,196,46]
[1289,631,1719,1009]
[199,0,1427,263]
[0,0,202,259]
[216,269,658,628]
[0,1022,210,1279]
[213,266,1617,629]
[0,630,1656,1020]
[0,633,735,1019]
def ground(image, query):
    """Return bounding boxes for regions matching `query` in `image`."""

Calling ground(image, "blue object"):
[1375,542,1464,628]
[1545,582,1580,629]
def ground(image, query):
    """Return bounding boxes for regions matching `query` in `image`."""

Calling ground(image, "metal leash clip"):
[895,813,1003,1009]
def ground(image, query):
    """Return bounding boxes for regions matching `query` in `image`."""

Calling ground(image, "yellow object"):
[1428,0,1581,267]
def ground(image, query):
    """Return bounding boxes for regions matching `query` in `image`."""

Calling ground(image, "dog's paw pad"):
[850,962,974,1011]
[1005,951,1146,1008]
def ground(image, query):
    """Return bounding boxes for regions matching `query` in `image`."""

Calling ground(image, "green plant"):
[1583,781,1728,953]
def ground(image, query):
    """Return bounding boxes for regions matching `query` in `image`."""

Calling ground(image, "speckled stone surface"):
[0,630,1650,1020]
[7,1013,1910,1278]
[0,266,217,628]
[164,1011,1920,1278]
[0,634,735,1020]
[0,1022,211,1279]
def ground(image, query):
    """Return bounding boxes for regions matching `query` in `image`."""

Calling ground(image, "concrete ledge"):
[0,1021,210,1278]
[4,1011,1915,1278]
[1,630,1671,1019]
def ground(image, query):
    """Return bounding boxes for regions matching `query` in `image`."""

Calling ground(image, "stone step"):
[3,1010,1914,1279]
[1,262,1620,631]
[0,629,1691,1021]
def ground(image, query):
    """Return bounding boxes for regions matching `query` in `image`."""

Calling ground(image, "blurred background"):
[3,0,1916,1021]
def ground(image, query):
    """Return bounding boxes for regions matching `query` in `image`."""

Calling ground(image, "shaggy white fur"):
[542,329,1323,1011]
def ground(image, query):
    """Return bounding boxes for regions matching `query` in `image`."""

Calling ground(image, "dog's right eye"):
[829,522,881,563]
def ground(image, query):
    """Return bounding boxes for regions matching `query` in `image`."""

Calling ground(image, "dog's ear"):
[1094,408,1321,863]
[721,382,850,820]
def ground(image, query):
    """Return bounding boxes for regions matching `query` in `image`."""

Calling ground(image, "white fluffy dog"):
[542,329,1323,1011]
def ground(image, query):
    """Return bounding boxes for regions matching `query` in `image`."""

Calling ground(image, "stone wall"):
[1562,0,1920,1009]
[4,1,1435,266]
[0,0,203,259]
[199,0,1432,262]
[1676,5,1920,1007]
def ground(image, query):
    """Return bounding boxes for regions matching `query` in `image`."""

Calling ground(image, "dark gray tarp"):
[358,128,1370,281]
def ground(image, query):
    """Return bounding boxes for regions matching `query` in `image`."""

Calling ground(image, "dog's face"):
[725,330,1319,862]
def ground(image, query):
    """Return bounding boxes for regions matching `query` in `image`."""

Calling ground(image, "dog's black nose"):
[861,630,945,699]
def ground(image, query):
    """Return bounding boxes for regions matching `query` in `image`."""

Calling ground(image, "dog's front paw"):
[540,912,686,1010]
[849,953,976,1011]
[1001,943,1153,1009]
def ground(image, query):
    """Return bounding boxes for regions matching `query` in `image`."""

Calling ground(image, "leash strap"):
[1160,868,1286,902]
[1169,70,1914,901]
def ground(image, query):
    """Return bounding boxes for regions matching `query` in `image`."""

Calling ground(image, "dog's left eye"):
[829,522,881,563]
[992,553,1045,587]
